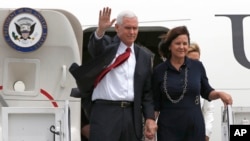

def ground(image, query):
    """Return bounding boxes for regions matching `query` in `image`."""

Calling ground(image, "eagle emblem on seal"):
[12,17,36,41]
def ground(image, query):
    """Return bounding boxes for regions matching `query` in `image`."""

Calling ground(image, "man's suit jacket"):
[69,33,155,139]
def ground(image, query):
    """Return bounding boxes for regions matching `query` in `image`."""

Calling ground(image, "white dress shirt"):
[92,42,136,101]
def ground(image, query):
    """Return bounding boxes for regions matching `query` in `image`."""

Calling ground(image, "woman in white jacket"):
[187,42,215,141]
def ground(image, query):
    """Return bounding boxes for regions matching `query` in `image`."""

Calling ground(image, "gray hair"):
[116,10,137,24]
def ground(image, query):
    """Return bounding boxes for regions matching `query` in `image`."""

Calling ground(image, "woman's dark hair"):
[159,26,190,60]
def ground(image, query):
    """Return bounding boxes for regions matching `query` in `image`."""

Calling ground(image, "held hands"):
[97,7,116,37]
[144,119,158,140]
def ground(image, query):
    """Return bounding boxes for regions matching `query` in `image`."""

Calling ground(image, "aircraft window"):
[13,81,25,92]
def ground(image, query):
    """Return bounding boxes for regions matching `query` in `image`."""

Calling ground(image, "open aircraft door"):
[0,7,82,141]
[2,100,70,141]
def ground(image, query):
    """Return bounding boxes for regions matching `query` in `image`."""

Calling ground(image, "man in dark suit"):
[71,7,157,141]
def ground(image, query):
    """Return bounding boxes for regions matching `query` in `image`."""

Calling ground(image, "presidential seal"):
[3,7,47,52]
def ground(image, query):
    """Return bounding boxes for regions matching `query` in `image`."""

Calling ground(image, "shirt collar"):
[118,42,134,54]
[165,56,190,70]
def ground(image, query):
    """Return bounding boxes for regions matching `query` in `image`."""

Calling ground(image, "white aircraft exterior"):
[1,0,250,141]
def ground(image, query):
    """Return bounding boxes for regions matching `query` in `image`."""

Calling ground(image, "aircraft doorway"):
[82,26,169,67]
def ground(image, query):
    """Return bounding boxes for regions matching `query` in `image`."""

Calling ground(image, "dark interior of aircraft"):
[82,26,169,67]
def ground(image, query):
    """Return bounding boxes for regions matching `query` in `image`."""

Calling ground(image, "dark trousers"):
[89,100,139,141]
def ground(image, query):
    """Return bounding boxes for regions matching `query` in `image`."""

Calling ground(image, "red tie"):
[94,47,131,87]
